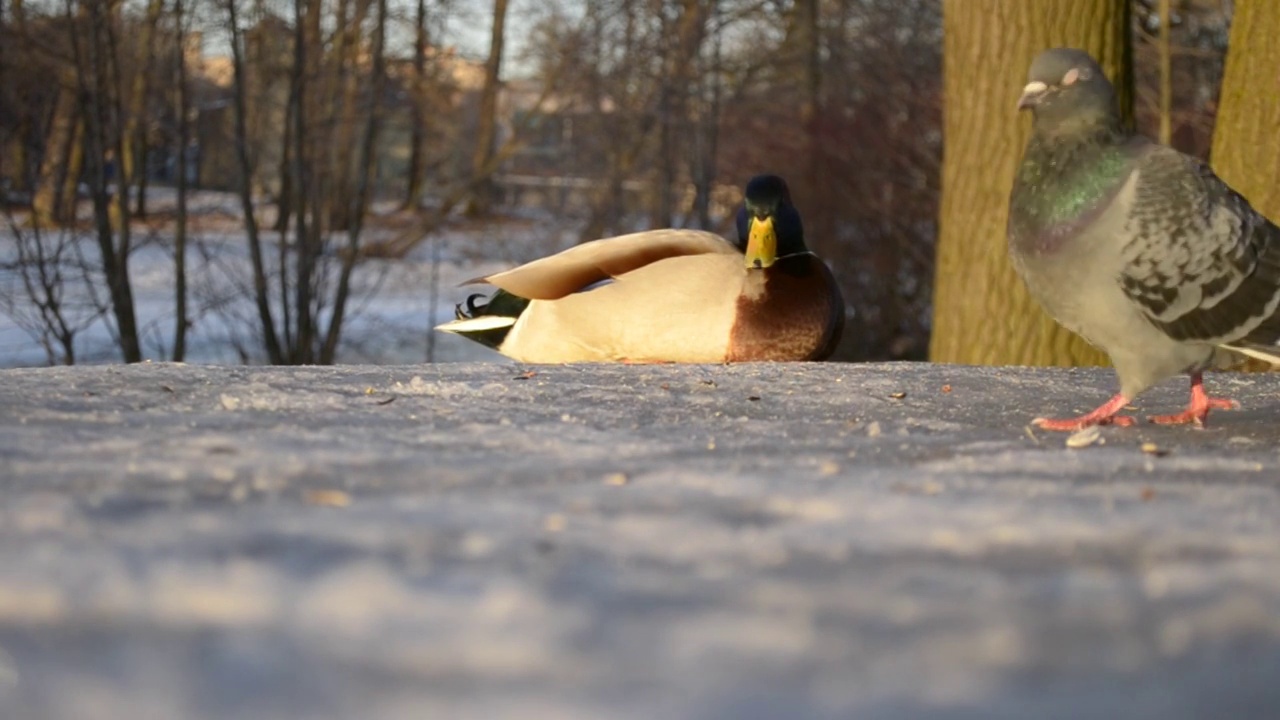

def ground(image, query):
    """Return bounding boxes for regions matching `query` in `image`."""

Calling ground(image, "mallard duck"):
[435,175,845,363]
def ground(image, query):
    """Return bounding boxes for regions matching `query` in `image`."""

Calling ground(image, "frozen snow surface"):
[1,361,1279,720]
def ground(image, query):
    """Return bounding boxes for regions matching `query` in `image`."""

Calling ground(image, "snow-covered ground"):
[0,189,590,368]
[2,361,1280,719]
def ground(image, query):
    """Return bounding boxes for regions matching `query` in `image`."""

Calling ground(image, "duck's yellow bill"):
[745,216,777,269]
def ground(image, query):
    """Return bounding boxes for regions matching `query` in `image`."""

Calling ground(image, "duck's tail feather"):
[434,291,530,350]
[436,315,516,333]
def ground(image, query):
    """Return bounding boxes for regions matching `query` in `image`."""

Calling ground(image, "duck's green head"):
[736,174,806,270]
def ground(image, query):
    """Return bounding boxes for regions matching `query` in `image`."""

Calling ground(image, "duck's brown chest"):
[726,255,844,361]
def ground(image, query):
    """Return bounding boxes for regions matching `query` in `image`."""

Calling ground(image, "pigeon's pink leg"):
[1032,393,1136,431]
[1148,373,1239,426]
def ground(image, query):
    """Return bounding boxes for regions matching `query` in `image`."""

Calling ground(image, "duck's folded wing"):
[500,253,747,363]
[469,229,738,300]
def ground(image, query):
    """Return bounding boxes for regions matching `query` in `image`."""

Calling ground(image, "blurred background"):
[0,0,1237,367]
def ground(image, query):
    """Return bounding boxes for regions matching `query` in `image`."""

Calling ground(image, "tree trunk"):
[121,0,165,220]
[104,2,134,262]
[465,0,509,217]
[8,0,34,193]
[321,0,387,364]
[54,117,84,225]
[134,140,149,218]
[1210,0,1280,219]
[652,7,673,229]
[32,81,77,227]
[689,0,721,230]
[651,0,709,228]
[75,0,142,362]
[274,100,293,232]
[930,0,1131,366]
[290,0,322,364]
[791,0,821,235]
[1157,0,1172,145]
[402,0,428,210]
[227,0,284,364]
[0,0,6,186]
[173,0,190,361]
[327,0,372,232]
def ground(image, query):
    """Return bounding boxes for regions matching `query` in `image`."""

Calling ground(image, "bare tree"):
[31,79,80,227]
[217,0,397,364]
[0,0,7,187]
[464,0,509,217]
[172,0,191,361]
[651,0,711,227]
[69,0,143,362]
[402,0,431,210]
[226,0,284,363]
[324,0,374,231]
[288,0,320,363]
[0,220,106,365]
[688,0,722,229]
[368,42,567,259]
[121,0,166,220]
[321,0,388,363]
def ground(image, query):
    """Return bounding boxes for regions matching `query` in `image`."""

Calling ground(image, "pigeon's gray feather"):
[1117,145,1280,346]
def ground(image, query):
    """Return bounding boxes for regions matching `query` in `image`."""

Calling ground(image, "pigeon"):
[1007,47,1280,431]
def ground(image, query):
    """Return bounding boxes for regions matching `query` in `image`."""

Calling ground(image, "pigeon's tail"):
[434,290,530,350]
[1220,343,1280,367]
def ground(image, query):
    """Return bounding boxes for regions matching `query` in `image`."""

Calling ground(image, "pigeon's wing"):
[1116,145,1280,346]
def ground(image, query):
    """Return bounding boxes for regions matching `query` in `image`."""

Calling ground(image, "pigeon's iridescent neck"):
[1009,125,1134,254]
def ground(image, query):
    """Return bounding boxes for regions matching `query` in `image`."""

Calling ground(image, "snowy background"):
[0,189,607,368]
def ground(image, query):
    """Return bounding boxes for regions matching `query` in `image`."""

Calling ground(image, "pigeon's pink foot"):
[1148,373,1239,426]
[1032,392,1135,432]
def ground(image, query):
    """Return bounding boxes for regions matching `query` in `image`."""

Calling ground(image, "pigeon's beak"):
[744,215,777,270]
[1017,81,1049,111]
